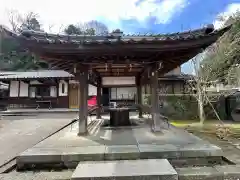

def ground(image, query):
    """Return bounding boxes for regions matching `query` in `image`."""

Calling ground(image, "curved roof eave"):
[0,24,231,46]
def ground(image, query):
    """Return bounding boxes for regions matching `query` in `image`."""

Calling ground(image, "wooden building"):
[0,68,189,109]
[0,70,97,109]
[0,24,230,133]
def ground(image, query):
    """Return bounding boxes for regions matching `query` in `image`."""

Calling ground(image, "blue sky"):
[0,0,239,74]
[98,0,239,74]
[101,0,240,33]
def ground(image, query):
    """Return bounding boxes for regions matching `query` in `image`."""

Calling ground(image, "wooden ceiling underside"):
[40,47,201,77]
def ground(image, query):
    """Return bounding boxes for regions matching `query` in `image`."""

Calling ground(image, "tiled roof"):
[0,82,8,89]
[159,73,194,80]
[0,24,231,45]
[0,70,74,80]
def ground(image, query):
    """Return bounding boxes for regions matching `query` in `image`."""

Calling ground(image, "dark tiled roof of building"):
[0,24,231,45]
[0,82,8,89]
[0,70,74,80]
[159,73,194,80]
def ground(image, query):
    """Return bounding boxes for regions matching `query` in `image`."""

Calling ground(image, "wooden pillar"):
[136,76,143,118]
[96,77,102,119]
[150,65,161,132]
[78,69,88,135]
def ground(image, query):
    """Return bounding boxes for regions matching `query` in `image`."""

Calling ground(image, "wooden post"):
[96,77,102,119]
[150,65,161,132]
[78,69,88,135]
[136,76,143,118]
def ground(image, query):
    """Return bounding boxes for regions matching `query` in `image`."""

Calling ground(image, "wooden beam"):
[88,63,143,67]
[99,72,138,76]
[96,68,142,73]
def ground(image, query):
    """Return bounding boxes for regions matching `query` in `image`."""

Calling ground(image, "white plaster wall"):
[19,81,29,97]
[69,80,98,96]
[58,80,68,96]
[111,88,117,99]
[165,67,181,75]
[9,81,19,97]
[111,87,136,99]
[102,77,136,85]
[50,86,57,97]
[29,87,36,98]
[89,84,97,95]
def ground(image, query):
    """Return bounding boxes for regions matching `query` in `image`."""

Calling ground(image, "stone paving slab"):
[62,146,106,162]
[139,143,223,159]
[176,167,223,180]
[179,143,223,158]
[71,159,178,180]
[104,145,140,160]
[17,148,63,164]
[30,122,222,150]
[139,144,180,159]
[16,123,225,169]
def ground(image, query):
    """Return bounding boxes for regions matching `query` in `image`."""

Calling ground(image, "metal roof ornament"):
[110,29,123,40]
[204,24,214,34]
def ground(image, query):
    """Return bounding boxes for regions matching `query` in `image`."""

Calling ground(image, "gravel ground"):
[190,130,240,164]
[0,170,73,180]
[0,113,77,167]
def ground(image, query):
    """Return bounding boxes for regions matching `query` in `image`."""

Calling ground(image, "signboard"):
[102,77,136,86]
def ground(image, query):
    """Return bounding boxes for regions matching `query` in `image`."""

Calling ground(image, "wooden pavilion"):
[0,25,230,134]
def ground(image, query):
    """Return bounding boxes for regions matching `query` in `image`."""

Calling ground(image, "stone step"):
[71,159,178,180]
[16,143,224,170]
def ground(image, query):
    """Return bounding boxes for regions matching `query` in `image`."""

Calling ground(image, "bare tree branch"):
[6,10,41,32]
[58,24,64,34]
[48,24,55,33]
[7,9,20,32]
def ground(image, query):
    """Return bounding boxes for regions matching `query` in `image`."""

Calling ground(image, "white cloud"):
[214,3,240,29]
[0,0,188,33]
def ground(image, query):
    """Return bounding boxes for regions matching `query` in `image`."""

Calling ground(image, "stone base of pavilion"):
[16,113,224,173]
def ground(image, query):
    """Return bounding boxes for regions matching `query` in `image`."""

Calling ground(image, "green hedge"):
[160,95,226,120]
[141,94,227,120]
[161,95,198,120]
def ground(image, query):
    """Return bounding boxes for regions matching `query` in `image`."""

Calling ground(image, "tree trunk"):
[198,90,205,124]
